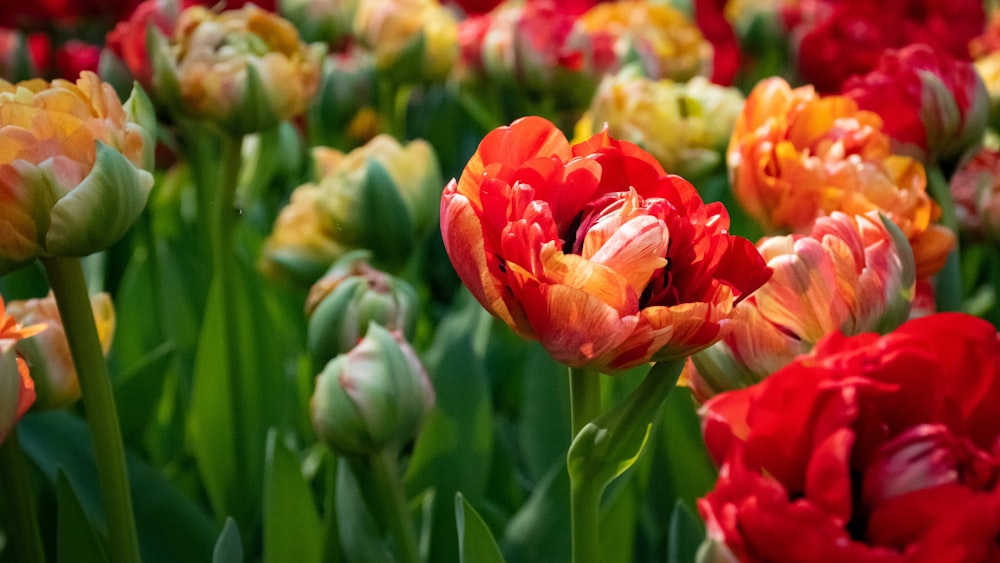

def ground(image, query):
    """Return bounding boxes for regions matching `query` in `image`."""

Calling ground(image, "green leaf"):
[500,461,570,563]
[20,411,217,563]
[212,518,244,563]
[113,340,174,445]
[56,470,109,563]
[335,458,395,563]
[667,500,705,563]
[263,429,322,563]
[567,360,684,491]
[404,290,495,562]
[455,493,505,563]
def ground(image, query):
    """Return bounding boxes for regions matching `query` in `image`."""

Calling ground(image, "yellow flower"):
[0,72,154,275]
[154,4,323,134]
[7,292,115,410]
[353,0,458,83]
[581,70,744,180]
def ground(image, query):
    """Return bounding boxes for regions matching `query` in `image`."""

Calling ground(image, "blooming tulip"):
[580,70,744,181]
[698,313,1000,562]
[685,211,915,401]
[0,72,155,275]
[6,292,115,410]
[0,296,45,444]
[728,77,955,278]
[842,44,989,164]
[441,116,771,372]
[151,4,322,134]
[353,0,458,84]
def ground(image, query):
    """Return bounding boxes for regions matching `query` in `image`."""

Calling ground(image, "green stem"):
[42,256,141,563]
[0,430,47,563]
[211,134,249,502]
[568,367,601,563]
[569,367,601,437]
[926,164,962,312]
[365,451,420,563]
[322,452,343,563]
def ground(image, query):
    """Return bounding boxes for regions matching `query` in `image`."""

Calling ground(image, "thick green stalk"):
[0,430,47,563]
[568,367,602,563]
[43,256,141,563]
[363,451,421,563]
[926,164,962,312]
[211,134,249,501]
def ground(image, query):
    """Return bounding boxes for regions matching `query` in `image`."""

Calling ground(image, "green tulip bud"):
[311,322,434,457]
[306,251,419,368]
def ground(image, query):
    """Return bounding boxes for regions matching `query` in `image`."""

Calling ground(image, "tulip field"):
[1,1,999,562]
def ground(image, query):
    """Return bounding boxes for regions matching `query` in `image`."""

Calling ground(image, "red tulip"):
[441,116,770,372]
[699,313,1000,562]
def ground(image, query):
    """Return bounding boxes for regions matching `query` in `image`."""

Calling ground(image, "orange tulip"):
[0,296,45,443]
[728,77,955,278]
[441,116,771,372]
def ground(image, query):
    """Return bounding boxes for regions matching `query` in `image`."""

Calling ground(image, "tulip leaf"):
[46,142,154,258]
[56,470,109,563]
[19,411,217,563]
[212,517,244,563]
[263,429,322,563]
[336,457,395,563]
[500,460,570,563]
[455,493,506,563]
[667,500,705,563]
[567,360,684,490]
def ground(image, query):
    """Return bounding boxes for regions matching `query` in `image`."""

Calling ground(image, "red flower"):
[842,43,989,163]
[53,41,101,79]
[699,313,1000,562]
[693,0,740,85]
[787,0,985,93]
[105,0,183,89]
[441,116,770,372]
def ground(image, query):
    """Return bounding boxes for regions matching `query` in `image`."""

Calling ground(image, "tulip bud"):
[0,73,154,275]
[310,322,434,457]
[280,0,358,45]
[353,0,459,84]
[306,48,379,149]
[311,135,442,270]
[259,183,348,286]
[950,147,1000,240]
[305,251,419,368]
[6,292,115,410]
[0,28,38,82]
[150,4,323,135]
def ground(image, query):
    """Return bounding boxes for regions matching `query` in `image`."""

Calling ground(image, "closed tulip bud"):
[151,4,323,135]
[306,251,418,368]
[685,211,915,400]
[310,322,434,457]
[306,48,379,149]
[312,135,442,270]
[0,73,154,275]
[353,0,459,83]
[259,183,348,286]
[6,292,115,410]
[280,0,358,45]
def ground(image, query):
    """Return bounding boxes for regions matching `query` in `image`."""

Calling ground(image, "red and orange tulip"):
[728,77,955,278]
[0,296,45,444]
[441,116,770,372]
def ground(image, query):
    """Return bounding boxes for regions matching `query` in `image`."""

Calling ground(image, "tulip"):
[151,3,323,134]
[259,183,348,286]
[353,0,458,84]
[280,0,357,45]
[0,72,155,276]
[306,48,379,149]
[310,322,434,458]
[580,70,744,181]
[305,251,419,368]
[728,77,955,278]
[0,29,37,82]
[105,0,184,92]
[685,211,915,400]
[950,147,1000,240]
[0,296,45,444]
[842,44,989,164]
[6,292,115,410]
[441,116,771,372]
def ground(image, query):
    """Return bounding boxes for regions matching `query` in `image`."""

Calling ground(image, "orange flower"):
[441,116,771,372]
[0,295,45,443]
[0,71,155,275]
[728,77,955,278]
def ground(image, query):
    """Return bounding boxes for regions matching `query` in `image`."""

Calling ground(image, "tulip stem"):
[568,367,601,563]
[42,256,141,563]
[364,451,421,563]
[0,430,47,563]
[211,134,250,507]
[926,164,963,312]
